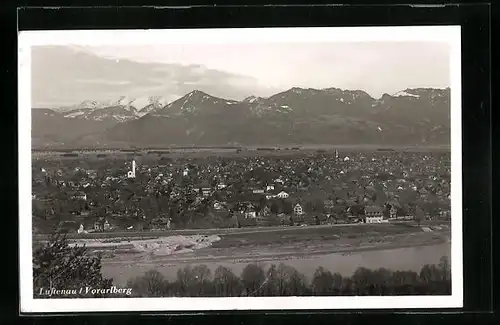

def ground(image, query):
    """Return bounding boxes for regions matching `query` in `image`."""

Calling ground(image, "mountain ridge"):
[31,86,451,149]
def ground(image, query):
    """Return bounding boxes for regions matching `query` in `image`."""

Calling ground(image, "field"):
[31,144,450,160]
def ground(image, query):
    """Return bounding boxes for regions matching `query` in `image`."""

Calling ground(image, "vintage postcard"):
[19,26,462,313]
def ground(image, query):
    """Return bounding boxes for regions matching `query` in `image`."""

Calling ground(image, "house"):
[77,224,87,234]
[201,188,212,197]
[365,206,383,217]
[365,215,385,223]
[195,181,212,197]
[243,203,257,219]
[217,183,227,190]
[266,185,275,192]
[151,217,171,230]
[277,191,289,199]
[266,193,276,199]
[294,203,304,216]
[252,189,265,194]
[389,205,398,219]
[213,201,225,210]
[93,218,105,232]
[71,191,87,201]
[260,206,271,217]
[245,210,257,219]
[440,210,451,220]
[364,206,384,223]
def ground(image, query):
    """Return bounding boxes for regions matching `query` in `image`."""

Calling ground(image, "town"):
[31,149,452,235]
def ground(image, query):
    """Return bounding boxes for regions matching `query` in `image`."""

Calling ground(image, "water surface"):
[102,242,451,285]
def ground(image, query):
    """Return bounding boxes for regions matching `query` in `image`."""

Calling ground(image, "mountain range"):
[31,87,451,149]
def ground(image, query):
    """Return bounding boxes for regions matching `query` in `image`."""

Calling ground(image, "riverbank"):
[102,228,448,263]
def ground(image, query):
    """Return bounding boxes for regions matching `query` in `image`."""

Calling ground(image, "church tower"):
[127,160,136,178]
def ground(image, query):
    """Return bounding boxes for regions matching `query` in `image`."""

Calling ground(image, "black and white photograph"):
[19,26,462,312]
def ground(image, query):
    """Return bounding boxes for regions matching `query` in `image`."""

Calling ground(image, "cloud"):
[75,79,132,85]
[31,46,278,108]
[30,42,450,108]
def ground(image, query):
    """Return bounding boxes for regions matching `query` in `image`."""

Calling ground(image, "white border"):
[18,26,462,313]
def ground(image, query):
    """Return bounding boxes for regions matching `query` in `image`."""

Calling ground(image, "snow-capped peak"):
[63,111,85,118]
[186,89,207,97]
[57,96,139,112]
[243,95,258,103]
[393,90,420,98]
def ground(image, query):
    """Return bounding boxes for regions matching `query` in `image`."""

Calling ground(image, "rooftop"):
[365,206,382,213]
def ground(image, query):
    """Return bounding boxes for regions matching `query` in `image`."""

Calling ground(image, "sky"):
[31,42,450,108]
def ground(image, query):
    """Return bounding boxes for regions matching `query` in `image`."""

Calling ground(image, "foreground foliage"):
[127,256,452,297]
[33,232,113,298]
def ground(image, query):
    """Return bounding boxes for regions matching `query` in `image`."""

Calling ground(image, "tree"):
[351,267,374,295]
[191,265,214,296]
[283,200,294,215]
[175,266,197,296]
[214,266,243,297]
[390,270,420,287]
[127,269,167,297]
[33,232,113,298]
[258,196,268,210]
[261,264,281,296]
[313,198,325,214]
[415,206,425,225]
[121,255,454,297]
[241,264,266,296]
[271,263,309,296]
[371,268,393,292]
[422,201,440,218]
[305,201,315,214]
[281,265,309,296]
[438,256,451,281]
[419,264,442,283]
[331,272,344,293]
[269,200,280,214]
[312,267,334,295]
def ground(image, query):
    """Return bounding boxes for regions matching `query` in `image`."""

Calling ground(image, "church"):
[127,160,136,179]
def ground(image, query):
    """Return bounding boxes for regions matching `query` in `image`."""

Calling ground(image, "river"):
[102,241,451,285]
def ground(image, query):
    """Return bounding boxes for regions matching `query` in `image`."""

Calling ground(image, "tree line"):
[126,258,451,297]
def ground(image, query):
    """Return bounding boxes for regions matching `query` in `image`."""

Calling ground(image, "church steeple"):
[127,160,136,178]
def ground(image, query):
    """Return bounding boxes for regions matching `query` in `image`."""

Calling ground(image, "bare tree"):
[214,266,243,297]
[127,269,167,297]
